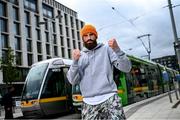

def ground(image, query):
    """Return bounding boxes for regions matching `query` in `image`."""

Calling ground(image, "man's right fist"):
[72,49,81,60]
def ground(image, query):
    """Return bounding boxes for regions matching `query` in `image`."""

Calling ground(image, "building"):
[152,55,179,71]
[0,0,84,88]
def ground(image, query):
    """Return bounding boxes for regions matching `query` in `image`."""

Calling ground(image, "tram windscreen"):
[21,63,48,100]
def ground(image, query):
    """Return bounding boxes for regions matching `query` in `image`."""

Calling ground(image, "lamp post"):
[167,0,180,69]
[137,34,151,60]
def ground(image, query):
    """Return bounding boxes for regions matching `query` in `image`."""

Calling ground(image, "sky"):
[57,0,180,59]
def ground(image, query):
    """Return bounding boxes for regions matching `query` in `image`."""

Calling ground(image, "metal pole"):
[148,34,151,60]
[167,0,180,68]
[137,34,151,60]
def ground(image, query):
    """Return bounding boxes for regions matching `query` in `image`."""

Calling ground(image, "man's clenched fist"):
[72,49,81,60]
[108,38,120,50]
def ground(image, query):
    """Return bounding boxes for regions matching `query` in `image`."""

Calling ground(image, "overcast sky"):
[57,0,180,59]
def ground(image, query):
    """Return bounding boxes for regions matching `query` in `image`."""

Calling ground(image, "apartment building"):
[152,55,179,71]
[0,0,85,85]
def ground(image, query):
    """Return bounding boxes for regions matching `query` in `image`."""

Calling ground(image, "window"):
[64,13,68,26]
[0,1,6,17]
[80,21,84,28]
[76,19,79,29]
[9,0,18,5]
[27,40,32,52]
[45,32,49,42]
[72,29,75,39]
[73,40,76,49]
[47,56,51,59]
[58,11,62,23]
[59,25,63,35]
[46,44,50,55]
[27,53,33,66]
[70,16,74,28]
[61,47,65,57]
[36,29,41,40]
[25,26,31,38]
[54,46,58,56]
[67,38,70,48]
[24,11,30,24]
[68,49,71,58]
[77,31,80,40]
[24,0,37,12]
[78,42,81,50]
[37,55,42,61]
[60,36,64,46]
[53,34,56,44]
[66,27,69,37]
[21,63,48,100]
[1,34,8,48]
[35,15,39,27]
[15,37,21,50]
[1,19,8,32]
[37,42,42,53]
[14,23,20,35]
[2,50,8,62]
[41,68,66,98]
[13,7,19,21]
[44,19,48,30]
[42,4,53,18]
[16,52,22,65]
[52,22,55,33]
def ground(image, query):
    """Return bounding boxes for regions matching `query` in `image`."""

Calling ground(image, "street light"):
[167,0,180,69]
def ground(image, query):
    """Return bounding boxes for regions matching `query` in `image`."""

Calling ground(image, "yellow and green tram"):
[20,58,73,118]
[21,56,179,117]
[72,55,179,109]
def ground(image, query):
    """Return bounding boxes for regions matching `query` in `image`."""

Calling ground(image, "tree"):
[0,47,18,85]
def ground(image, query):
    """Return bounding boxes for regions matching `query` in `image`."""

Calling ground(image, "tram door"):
[40,68,69,115]
[114,68,128,105]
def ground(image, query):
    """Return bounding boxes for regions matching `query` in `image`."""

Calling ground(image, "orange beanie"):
[80,24,98,38]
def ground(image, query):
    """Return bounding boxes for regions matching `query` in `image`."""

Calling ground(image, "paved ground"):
[0,91,179,119]
[124,91,180,120]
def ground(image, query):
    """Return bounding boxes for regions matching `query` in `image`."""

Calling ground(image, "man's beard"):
[83,39,97,50]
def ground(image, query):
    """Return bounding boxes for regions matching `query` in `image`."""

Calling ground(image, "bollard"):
[168,91,173,103]
[175,88,179,100]
[168,84,173,103]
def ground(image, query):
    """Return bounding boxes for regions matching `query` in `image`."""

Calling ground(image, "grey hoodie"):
[67,43,132,98]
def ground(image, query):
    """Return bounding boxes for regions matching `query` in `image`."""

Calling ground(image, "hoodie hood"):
[82,43,104,53]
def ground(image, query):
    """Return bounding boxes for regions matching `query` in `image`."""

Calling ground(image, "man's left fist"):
[108,38,120,50]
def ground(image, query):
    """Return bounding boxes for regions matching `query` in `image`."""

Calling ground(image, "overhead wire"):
[103,0,176,54]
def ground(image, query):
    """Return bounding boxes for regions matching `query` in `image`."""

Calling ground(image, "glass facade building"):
[0,0,84,84]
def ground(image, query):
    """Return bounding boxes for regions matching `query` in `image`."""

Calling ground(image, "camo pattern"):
[82,94,126,120]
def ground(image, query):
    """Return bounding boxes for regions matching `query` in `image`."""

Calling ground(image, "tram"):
[20,58,73,118]
[20,56,179,117]
[72,55,179,110]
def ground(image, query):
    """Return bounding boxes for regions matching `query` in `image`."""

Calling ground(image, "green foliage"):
[0,47,18,84]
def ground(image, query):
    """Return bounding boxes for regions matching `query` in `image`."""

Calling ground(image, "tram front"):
[21,62,48,117]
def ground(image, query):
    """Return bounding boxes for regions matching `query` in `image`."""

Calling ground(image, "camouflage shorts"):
[82,94,126,120]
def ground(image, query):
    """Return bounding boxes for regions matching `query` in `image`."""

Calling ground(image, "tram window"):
[22,63,48,100]
[41,68,65,98]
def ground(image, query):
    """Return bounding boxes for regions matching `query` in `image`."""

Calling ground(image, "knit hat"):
[80,24,98,38]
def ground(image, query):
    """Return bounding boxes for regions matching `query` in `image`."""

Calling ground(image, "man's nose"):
[87,35,91,39]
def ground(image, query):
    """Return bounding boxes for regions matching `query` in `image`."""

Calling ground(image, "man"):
[2,86,15,119]
[67,24,131,119]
